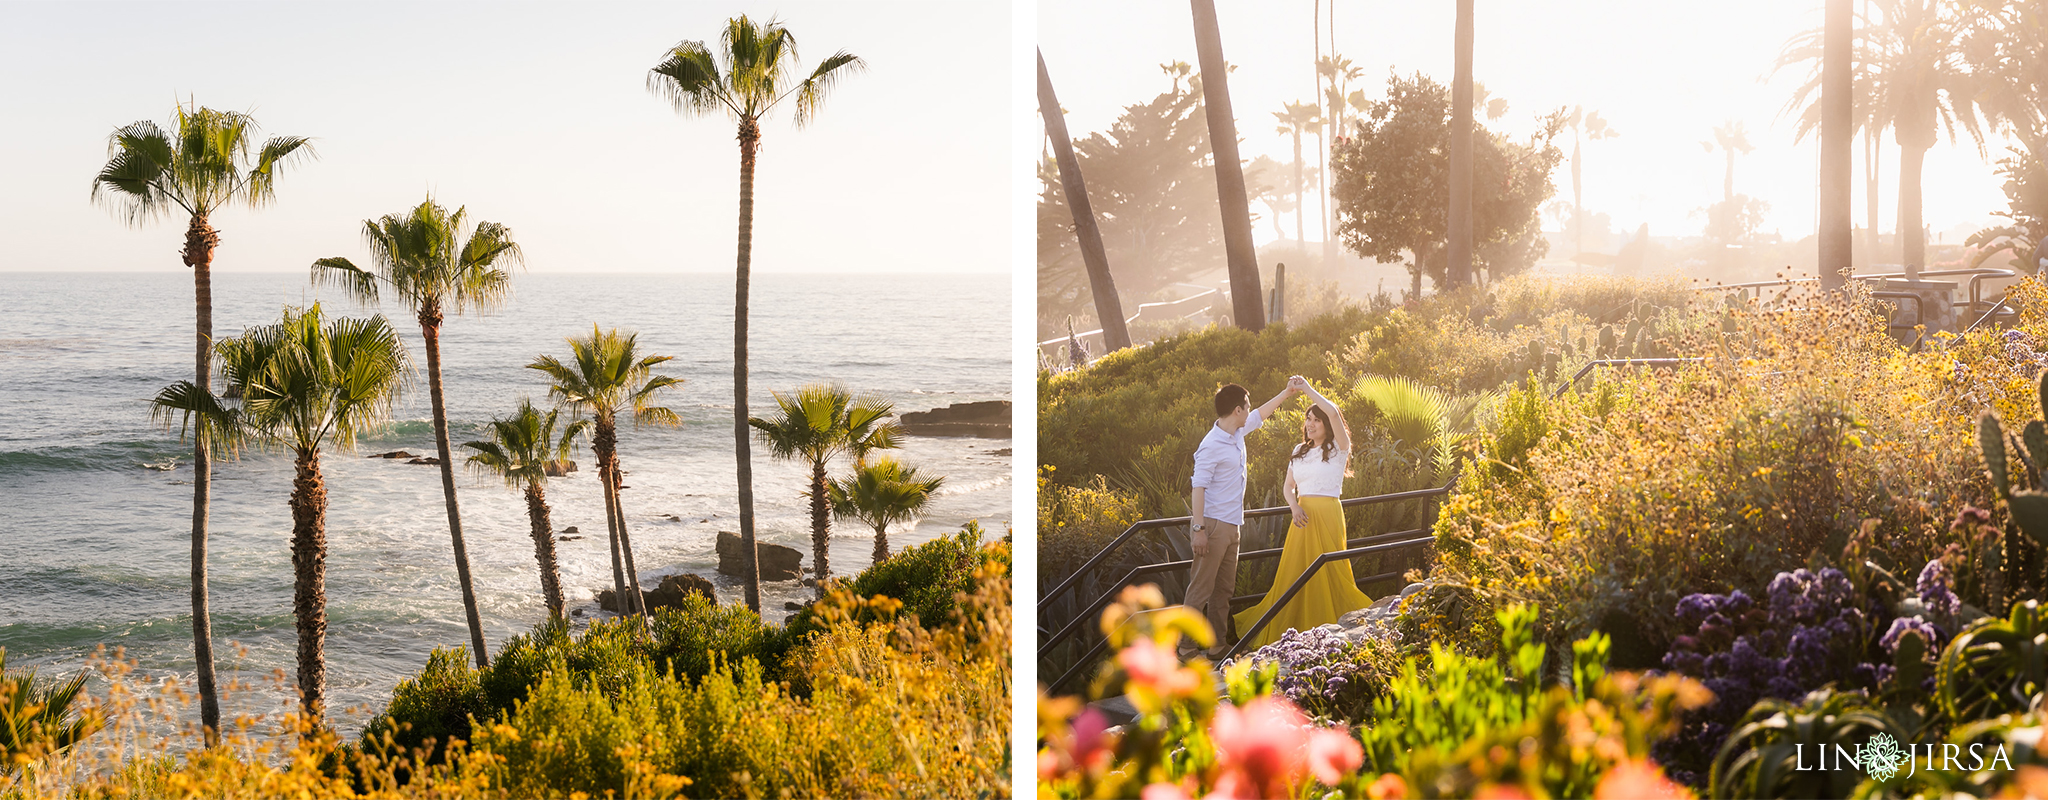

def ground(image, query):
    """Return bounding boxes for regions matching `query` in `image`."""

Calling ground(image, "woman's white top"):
[1289,448,1349,498]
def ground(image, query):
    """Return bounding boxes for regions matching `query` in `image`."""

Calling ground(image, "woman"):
[1232,375,1374,650]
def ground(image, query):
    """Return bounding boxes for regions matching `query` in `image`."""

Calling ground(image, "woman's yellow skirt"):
[1231,495,1373,651]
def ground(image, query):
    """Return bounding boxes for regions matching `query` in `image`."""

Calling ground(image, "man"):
[1186,379,1300,658]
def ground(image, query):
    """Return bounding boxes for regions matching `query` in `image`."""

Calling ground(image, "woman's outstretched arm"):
[1291,375,1351,452]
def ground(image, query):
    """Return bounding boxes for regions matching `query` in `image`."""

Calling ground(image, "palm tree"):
[1704,120,1754,205]
[91,102,313,741]
[1039,49,1132,354]
[0,648,104,768]
[749,385,901,596]
[827,458,944,566]
[463,400,590,619]
[1447,0,1476,288]
[1781,0,1987,280]
[648,16,864,614]
[1188,0,1267,331]
[312,197,520,669]
[528,327,680,620]
[154,305,407,725]
[1566,107,1620,256]
[1273,101,1322,247]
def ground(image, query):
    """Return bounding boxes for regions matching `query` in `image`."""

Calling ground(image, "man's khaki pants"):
[1184,520,1240,650]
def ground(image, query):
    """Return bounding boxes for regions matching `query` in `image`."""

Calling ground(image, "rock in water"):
[369,450,417,459]
[645,573,717,610]
[899,400,1011,437]
[543,460,577,476]
[716,531,804,581]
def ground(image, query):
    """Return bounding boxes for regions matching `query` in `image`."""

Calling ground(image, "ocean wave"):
[0,440,191,476]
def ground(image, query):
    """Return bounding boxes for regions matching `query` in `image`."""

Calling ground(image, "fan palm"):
[0,648,103,771]
[312,196,519,668]
[464,400,590,619]
[828,458,944,566]
[528,328,680,620]
[1273,101,1322,246]
[153,304,408,725]
[648,15,864,613]
[1780,0,1988,279]
[90,102,312,739]
[749,385,901,596]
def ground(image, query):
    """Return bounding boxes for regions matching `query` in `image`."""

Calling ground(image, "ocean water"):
[0,271,1010,733]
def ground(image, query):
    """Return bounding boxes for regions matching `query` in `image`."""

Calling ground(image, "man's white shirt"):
[1190,408,1264,525]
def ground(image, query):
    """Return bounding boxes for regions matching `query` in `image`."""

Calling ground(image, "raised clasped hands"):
[1287,374,1310,393]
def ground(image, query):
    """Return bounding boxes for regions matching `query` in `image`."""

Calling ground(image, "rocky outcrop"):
[899,401,1010,438]
[716,531,804,581]
[369,450,418,459]
[406,456,443,466]
[596,573,718,613]
[544,460,577,476]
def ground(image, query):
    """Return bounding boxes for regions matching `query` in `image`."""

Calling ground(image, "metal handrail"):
[1038,481,1453,620]
[1219,537,1436,661]
[1035,526,1430,662]
[1552,358,1706,398]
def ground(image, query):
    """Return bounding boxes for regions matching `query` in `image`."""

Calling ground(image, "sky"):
[1038,0,2017,249]
[0,1,1011,274]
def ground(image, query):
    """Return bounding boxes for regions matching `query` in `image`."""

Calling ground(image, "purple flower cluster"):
[1917,559,1960,622]
[1231,625,1378,716]
[1880,615,1940,655]
[2002,329,2048,378]
[1654,568,1875,786]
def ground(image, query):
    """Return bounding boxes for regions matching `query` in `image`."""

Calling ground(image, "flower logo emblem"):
[1863,733,1910,781]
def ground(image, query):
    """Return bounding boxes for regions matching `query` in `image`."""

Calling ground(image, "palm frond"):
[648,40,736,117]
[790,51,866,128]
[149,380,245,456]
[310,256,381,305]
[246,135,316,207]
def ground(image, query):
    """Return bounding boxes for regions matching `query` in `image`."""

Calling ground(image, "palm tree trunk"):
[1447,0,1476,289]
[289,447,328,726]
[735,116,764,614]
[610,453,647,618]
[420,312,488,668]
[1038,49,1132,353]
[1819,0,1854,290]
[1899,141,1928,280]
[1865,128,1882,268]
[1292,131,1305,246]
[872,522,889,566]
[182,213,221,744]
[1190,0,1267,331]
[593,420,634,615]
[525,482,565,618]
[810,460,830,598]
[1572,133,1584,256]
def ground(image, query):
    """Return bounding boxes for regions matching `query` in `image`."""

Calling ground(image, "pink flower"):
[1307,728,1363,785]
[1365,773,1408,800]
[1072,708,1109,757]
[1593,760,1691,800]
[1143,781,1193,800]
[1120,638,1181,687]
[1210,697,1310,797]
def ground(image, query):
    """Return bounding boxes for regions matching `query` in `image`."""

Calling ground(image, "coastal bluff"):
[899,400,1010,437]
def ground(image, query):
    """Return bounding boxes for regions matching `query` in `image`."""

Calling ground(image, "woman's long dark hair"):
[1290,404,1339,462]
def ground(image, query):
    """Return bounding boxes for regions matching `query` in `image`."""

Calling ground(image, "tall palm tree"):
[1705,120,1754,205]
[648,16,864,614]
[1039,49,1132,354]
[827,458,944,566]
[154,305,407,725]
[528,328,680,620]
[1447,0,1476,289]
[463,400,590,619]
[749,385,900,596]
[1781,0,1986,280]
[1273,101,1322,247]
[1566,107,1620,256]
[312,197,520,669]
[1190,0,1267,329]
[91,102,313,741]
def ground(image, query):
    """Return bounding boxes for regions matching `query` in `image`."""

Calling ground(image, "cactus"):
[1597,324,1617,359]
[1977,371,2048,603]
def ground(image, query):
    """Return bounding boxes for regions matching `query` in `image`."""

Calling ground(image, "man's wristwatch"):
[1191,522,1206,532]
